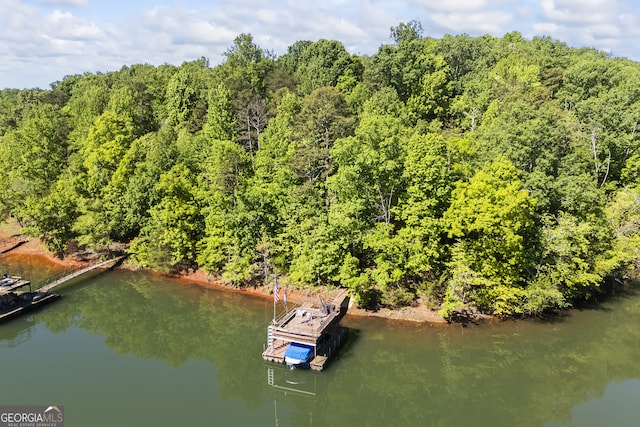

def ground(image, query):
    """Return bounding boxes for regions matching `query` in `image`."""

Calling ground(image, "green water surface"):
[1,257,640,426]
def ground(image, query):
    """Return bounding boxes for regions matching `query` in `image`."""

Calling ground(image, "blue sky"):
[2,0,639,89]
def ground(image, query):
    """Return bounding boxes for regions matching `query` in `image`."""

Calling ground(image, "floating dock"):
[262,288,349,371]
[0,275,61,322]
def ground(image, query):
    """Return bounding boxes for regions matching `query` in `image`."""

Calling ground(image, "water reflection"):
[267,365,319,397]
[0,253,66,284]
[312,287,640,427]
[0,316,35,348]
[266,365,319,427]
[56,271,270,407]
[1,257,640,427]
[547,379,640,427]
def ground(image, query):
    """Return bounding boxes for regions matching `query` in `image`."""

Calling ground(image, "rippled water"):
[1,255,640,426]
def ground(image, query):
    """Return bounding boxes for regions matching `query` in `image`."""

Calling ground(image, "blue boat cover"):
[284,343,314,362]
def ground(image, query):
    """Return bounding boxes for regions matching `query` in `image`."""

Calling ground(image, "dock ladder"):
[267,325,275,348]
[267,367,275,386]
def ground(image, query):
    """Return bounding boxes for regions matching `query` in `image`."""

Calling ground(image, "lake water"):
[1,255,640,427]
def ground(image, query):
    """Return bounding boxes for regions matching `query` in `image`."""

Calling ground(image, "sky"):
[2,0,639,89]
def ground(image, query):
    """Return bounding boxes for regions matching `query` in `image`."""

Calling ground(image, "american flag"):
[274,278,280,302]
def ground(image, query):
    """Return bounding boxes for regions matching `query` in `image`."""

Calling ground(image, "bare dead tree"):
[238,95,270,154]
[464,107,478,131]
[590,127,600,177]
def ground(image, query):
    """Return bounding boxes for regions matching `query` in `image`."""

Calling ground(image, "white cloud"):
[199,0,381,57]
[531,0,640,58]
[41,34,86,56]
[409,0,492,12]
[39,0,87,6]
[429,11,514,34]
[46,10,105,41]
[1,0,639,89]
[540,0,617,25]
[142,6,235,45]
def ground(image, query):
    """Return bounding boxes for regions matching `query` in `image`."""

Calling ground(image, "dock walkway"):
[39,256,124,292]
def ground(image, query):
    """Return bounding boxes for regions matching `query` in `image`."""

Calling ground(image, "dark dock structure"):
[0,275,60,322]
[262,288,350,371]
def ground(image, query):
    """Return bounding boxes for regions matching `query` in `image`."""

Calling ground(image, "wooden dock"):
[38,256,124,292]
[262,288,350,371]
[262,325,348,371]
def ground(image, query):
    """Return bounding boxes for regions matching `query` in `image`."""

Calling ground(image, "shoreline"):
[132,265,449,324]
[0,219,447,324]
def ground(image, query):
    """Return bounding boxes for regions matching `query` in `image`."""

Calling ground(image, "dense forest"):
[2,22,640,318]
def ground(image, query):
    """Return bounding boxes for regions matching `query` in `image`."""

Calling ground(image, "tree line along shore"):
[2,22,640,320]
[0,219,445,323]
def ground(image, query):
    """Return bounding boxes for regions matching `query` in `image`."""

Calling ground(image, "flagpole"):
[273,273,277,324]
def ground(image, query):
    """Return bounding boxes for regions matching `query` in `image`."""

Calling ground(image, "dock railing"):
[34,268,75,290]
[271,289,350,332]
[273,302,301,326]
[36,255,124,292]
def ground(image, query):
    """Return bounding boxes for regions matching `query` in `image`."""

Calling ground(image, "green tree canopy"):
[2,28,639,318]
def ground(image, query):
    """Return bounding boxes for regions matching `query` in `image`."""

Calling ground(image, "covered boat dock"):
[262,288,349,371]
